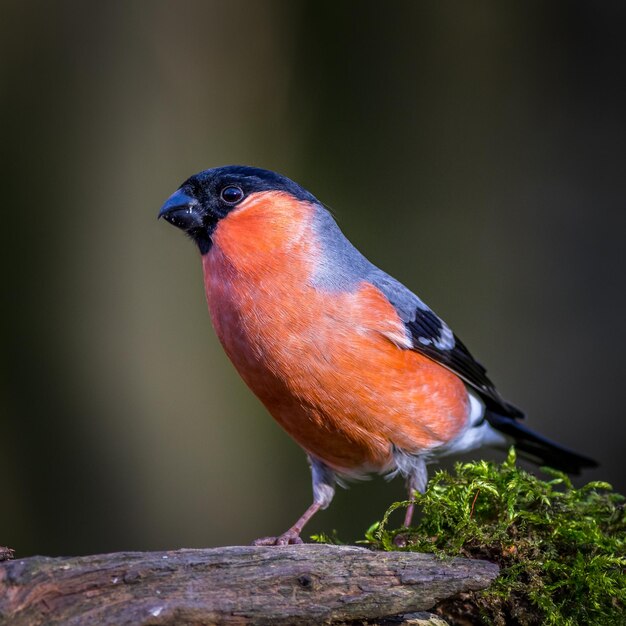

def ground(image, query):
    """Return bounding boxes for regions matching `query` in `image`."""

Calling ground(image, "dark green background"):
[2,1,625,557]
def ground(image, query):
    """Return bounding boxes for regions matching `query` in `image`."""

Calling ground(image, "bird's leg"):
[403,456,428,528]
[253,456,336,546]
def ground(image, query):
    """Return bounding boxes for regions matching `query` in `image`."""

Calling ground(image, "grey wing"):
[368,269,524,419]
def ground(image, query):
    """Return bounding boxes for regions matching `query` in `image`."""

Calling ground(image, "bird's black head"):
[158,165,318,254]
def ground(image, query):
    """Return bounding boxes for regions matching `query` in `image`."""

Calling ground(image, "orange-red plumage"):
[160,165,596,545]
[203,191,468,475]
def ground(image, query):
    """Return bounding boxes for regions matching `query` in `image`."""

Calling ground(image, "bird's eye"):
[220,185,244,205]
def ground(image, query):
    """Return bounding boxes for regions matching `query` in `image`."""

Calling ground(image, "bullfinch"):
[159,165,597,545]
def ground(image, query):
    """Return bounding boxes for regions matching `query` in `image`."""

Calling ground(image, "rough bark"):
[0,544,498,625]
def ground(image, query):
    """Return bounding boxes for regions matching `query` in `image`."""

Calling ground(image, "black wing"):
[368,271,524,420]
[406,310,524,419]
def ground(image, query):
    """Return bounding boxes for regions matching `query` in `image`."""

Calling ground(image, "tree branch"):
[0,544,498,625]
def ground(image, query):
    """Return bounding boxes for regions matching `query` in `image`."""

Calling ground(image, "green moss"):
[359,449,626,625]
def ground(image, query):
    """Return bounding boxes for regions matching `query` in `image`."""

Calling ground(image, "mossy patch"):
[315,449,626,625]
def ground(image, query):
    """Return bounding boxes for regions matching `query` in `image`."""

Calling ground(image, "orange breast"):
[202,192,469,475]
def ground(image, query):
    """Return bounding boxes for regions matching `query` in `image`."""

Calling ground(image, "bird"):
[159,165,597,545]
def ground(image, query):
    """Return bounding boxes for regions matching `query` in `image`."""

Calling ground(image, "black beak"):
[158,189,202,231]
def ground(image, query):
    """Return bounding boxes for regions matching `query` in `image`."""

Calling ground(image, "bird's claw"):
[253,531,304,546]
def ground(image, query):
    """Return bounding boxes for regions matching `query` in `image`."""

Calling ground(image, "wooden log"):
[0,544,498,625]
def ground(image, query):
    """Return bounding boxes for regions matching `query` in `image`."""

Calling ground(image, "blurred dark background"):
[2,1,625,557]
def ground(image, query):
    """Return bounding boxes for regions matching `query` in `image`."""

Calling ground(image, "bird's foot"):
[0,546,14,561]
[252,530,304,546]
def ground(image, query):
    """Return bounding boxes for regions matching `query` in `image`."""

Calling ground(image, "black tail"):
[486,412,598,475]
